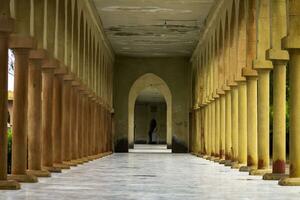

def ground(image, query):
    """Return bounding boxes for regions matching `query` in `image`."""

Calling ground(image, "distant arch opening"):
[128,73,172,149]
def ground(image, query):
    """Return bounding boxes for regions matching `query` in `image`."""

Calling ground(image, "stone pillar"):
[240,69,258,172]
[27,50,50,177]
[279,0,300,186]
[77,91,84,162]
[9,35,37,183]
[236,81,247,169]
[214,98,220,160]
[82,93,89,162]
[87,95,93,160]
[206,103,211,158]
[230,85,239,166]
[211,101,216,159]
[219,94,226,163]
[41,60,61,173]
[264,0,289,180]
[62,75,76,166]
[52,67,70,170]
[249,0,273,176]
[249,68,272,175]
[91,99,97,158]
[70,82,80,164]
[248,68,271,175]
[224,89,232,166]
[0,13,20,189]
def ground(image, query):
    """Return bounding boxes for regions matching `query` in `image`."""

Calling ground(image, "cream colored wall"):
[113,56,191,152]
[134,102,167,144]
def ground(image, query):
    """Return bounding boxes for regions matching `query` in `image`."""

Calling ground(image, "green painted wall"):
[113,56,191,152]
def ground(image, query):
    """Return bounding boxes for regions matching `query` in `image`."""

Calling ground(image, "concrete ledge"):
[63,161,77,167]
[27,170,51,177]
[8,174,38,183]
[71,159,85,165]
[249,168,271,176]
[218,159,226,164]
[239,166,255,172]
[231,162,246,169]
[282,35,300,50]
[53,163,71,169]
[0,180,20,190]
[9,34,36,49]
[263,173,288,181]
[224,160,233,166]
[279,177,300,186]
[43,166,62,173]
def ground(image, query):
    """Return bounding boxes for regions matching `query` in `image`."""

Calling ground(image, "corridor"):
[1,154,300,200]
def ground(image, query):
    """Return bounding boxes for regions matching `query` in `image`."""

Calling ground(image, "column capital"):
[253,59,273,70]
[54,65,68,75]
[235,75,247,82]
[282,35,300,50]
[266,49,289,61]
[63,74,75,81]
[216,88,225,96]
[9,34,36,49]
[42,58,59,72]
[228,80,238,88]
[242,67,258,78]
[29,49,48,61]
[222,84,231,91]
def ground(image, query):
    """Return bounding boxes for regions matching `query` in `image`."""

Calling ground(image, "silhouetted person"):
[148,119,157,144]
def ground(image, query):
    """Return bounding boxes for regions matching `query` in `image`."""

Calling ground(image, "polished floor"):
[1,153,300,200]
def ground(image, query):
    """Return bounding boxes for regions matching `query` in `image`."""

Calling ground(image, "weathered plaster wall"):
[134,102,167,144]
[113,57,191,153]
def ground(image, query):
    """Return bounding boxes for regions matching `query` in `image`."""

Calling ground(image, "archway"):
[128,73,172,149]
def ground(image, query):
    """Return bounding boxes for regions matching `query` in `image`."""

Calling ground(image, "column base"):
[279,177,300,186]
[43,166,62,173]
[263,173,288,180]
[27,170,51,177]
[53,163,71,169]
[249,168,272,176]
[71,159,85,165]
[63,161,77,167]
[87,156,95,161]
[231,162,246,169]
[218,159,226,164]
[75,158,88,163]
[239,166,256,172]
[8,174,38,183]
[212,157,220,162]
[0,180,21,190]
[224,160,233,166]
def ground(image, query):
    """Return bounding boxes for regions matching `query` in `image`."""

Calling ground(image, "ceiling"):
[92,0,216,57]
[136,87,165,103]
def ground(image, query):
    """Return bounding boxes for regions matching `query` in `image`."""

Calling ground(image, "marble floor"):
[1,154,300,200]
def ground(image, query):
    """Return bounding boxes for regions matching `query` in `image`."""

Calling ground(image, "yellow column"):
[249,0,273,176]
[211,101,216,159]
[219,94,226,163]
[240,70,259,172]
[230,85,239,166]
[235,82,247,169]
[264,0,289,180]
[214,98,220,161]
[279,0,300,186]
[224,89,232,166]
